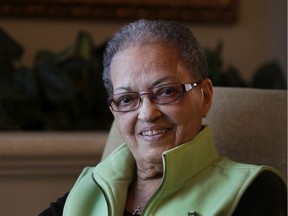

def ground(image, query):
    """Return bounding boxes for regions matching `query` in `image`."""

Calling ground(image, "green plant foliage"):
[252,62,286,89]
[0,29,113,131]
[204,41,286,89]
[0,29,285,131]
[204,41,246,87]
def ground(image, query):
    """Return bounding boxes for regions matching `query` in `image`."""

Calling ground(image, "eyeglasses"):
[108,80,202,112]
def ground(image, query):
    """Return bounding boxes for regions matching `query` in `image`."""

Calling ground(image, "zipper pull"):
[187,211,198,216]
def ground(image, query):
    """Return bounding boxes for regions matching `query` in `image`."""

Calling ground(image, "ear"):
[200,79,213,118]
[109,106,116,116]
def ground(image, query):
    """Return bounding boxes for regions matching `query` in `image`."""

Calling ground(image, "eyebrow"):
[151,76,172,87]
[113,76,176,93]
[114,86,132,92]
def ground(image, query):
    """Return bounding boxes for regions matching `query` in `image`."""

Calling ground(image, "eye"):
[114,94,138,106]
[157,86,180,97]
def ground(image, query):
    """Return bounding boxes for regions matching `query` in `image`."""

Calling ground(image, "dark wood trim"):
[0,0,238,23]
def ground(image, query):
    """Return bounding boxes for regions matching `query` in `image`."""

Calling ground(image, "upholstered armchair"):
[102,87,287,178]
[1,87,286,216]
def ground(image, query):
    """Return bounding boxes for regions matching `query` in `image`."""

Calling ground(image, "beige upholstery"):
[102,87,287,178]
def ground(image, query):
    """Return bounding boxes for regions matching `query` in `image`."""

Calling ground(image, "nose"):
[137,95,161,122]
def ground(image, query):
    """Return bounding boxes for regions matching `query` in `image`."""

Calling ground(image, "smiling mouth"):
[140,128,170,136]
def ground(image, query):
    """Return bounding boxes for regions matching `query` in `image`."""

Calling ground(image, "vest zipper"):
[92,172,112,216]
[140,154,167,215]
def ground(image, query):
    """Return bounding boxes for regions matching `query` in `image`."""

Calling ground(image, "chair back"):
[102,87,287,178]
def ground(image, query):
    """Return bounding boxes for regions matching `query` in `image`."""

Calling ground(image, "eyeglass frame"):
[107,80,202,112]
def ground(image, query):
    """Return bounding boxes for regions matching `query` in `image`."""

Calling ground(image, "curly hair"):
[102,19,209,96]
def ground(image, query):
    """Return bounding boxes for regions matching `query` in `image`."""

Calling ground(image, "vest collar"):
[161,126,219,189]
[92,126,219,215]
[93,126,219,189]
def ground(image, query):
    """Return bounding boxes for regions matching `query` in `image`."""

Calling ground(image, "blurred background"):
[0,1,286,215]
[0,0,286,131]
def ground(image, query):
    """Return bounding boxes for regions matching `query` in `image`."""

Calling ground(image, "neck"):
[125,154,164,214]
[126,175,162,214]
[137,161,163,179]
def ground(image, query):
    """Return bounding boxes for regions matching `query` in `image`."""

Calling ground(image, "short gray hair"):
[103,19,209,96]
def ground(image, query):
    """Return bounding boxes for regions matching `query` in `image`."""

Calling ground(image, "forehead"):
[112,43,180,70]
[110,44,192,92]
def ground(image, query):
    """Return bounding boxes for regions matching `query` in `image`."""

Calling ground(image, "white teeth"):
[141,129,168,136]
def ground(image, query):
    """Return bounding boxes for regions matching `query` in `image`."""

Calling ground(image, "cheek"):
[170,100,200,124]
[113,113,137,141]
[171,100,203,142]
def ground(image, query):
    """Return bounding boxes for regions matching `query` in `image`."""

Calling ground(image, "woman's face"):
[110,44,212,164]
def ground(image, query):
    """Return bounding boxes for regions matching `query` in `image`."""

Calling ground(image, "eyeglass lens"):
[109,83,185,112]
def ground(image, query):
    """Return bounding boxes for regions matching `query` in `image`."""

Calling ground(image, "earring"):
[202,113,207,118]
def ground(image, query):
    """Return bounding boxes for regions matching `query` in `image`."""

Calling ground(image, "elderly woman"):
[41,20,286,216]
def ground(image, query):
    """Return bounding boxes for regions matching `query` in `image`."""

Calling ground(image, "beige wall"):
[0,0,286,83]
[0,132,107,216]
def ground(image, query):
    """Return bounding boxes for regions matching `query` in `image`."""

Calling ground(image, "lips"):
[140,128,170,136]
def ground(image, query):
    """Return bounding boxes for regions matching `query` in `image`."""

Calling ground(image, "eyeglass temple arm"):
[183,80,202,92]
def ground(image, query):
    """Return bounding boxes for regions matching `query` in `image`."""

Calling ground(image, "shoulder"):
[233,170,287,215]
[214,157,285,181]
[213,158,287,215]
